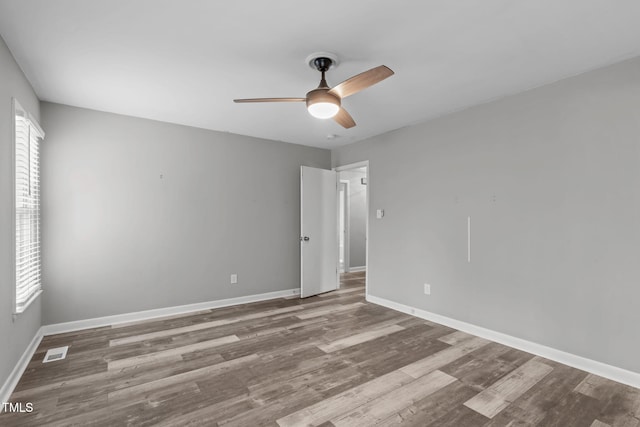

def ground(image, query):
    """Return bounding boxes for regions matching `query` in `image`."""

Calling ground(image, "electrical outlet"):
[424,283,431,295]
[230,274,238,284]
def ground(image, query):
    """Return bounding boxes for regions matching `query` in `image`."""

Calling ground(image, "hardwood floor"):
[2,271,640,426]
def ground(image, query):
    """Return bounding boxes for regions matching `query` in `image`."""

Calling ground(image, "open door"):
[300,166,338,298]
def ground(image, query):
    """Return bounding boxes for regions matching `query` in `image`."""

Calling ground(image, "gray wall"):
[0,37,42,389]
[41,103,330,324]
[339,168,367,268]
[332,56,640,373]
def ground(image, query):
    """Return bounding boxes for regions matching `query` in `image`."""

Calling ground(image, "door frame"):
[333,160,369,297]
[339,180,350,274]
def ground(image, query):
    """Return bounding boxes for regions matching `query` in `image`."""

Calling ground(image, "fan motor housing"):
[306,88,341,109]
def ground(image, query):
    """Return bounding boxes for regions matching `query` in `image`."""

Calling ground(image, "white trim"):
[0,328,43,403]
[339,179,350,273]
[365,164,369,297]
[1,287,300,401]
[27,112,45,138]
[348,266,366,272]
[334,172,340,294]
[334,161,369,172]
[10,98,18,317]
[367,294,640,389]
[42,288,301,336]
[5,287,639,402]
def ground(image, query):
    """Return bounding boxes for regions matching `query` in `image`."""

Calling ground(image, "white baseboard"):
[42,288,301,336]
[2,287,300,402]
[7,288,638,403]
[367,294,640,389]
[348,266,366,272]
[0,329,43,404]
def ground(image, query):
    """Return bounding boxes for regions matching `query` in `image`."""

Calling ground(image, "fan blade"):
[334,108,356,129]
[329,65,394,99]
[234,98,305,103]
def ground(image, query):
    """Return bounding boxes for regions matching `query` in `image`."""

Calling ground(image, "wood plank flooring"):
[2,271,640,426]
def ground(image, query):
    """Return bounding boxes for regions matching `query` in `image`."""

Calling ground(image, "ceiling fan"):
[234,55,394,129]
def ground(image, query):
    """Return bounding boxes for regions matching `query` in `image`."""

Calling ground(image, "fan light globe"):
[308,102,339,119]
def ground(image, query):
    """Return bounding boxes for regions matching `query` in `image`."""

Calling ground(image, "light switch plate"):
[376,209,384,219]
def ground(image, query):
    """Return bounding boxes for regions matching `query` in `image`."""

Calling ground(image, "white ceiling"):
[1,1,640,149]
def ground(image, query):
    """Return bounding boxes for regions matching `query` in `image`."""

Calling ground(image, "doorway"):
[335,162,369,292]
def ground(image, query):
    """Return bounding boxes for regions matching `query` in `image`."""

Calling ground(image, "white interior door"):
[300,166,338,298]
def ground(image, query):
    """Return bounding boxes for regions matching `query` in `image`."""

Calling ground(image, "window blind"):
[14,99,45,314]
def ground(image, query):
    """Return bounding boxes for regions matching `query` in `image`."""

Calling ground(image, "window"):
[13,99,45,314]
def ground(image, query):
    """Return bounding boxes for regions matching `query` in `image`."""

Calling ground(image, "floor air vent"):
[43,346,69,363]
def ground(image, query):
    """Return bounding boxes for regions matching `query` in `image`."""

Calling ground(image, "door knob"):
[300,236,310,242]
